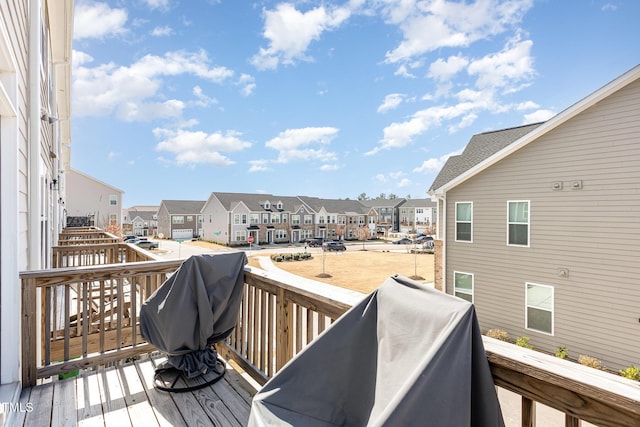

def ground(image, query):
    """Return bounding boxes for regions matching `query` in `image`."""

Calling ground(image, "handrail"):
[20,260,640,427]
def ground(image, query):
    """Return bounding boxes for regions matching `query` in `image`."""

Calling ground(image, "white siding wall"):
[445,79,640,370]
[201,197,231,244]
[66,170,122,228]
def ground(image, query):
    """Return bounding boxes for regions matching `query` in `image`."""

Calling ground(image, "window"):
[109,214,117,225]
[508,201,529,246]
[526,283,553,334]
[262,213,269,223]
[282,214,288,223]
[454,272,473,303]
[234,214,240,225]
[304,215,312,224]
[455,202,472,242]
[187,216,193,222]
[250,214,260,224]
[241,214,247,224]
[271,215,279,223]
[292,215,300,225]
[275,229,287,239]
[235,231,246,242]
[172,216,184,224]
[109,195,117,206]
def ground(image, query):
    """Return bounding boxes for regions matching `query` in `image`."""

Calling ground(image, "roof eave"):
[433,64,640,195]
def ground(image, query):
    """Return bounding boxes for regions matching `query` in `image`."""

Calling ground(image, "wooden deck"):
[12,354,256,427]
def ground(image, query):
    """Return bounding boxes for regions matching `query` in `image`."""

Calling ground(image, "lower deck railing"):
[20,260,640,427]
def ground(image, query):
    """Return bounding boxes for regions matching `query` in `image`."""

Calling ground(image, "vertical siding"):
[445,79,640,370]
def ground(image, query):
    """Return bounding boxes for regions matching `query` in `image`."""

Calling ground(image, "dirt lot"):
[186,241,434,294]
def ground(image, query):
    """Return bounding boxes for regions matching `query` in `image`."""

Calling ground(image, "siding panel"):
[445,78,640,370]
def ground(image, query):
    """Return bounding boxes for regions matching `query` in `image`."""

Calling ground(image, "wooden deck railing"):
[51,242,157,267]
[20,260,640,427]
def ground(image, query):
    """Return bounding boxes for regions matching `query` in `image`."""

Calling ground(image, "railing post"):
[522,396,535,427]
[21,277,38,387]
[275,287,292,371]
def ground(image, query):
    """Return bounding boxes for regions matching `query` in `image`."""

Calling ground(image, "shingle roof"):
[161,200,206,214]
[428,123,543,192]
[399,198,437,208]
[211,192,305,212]
[297,196,371,215]
[132,211,157,221]
[359,198,407,208]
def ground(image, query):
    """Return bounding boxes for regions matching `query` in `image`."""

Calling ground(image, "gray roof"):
[429,123,543,192]
[399,198,437,208]
[359,198,407,208]
[211,192,305,213]
[297,196,372,215]
[160,200,206,215]
[131,211,157,221]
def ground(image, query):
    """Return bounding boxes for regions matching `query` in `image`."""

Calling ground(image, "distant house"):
[66,169,124,229]
[396,199,437,235]
[428,65,640,370]
[201,193,309,245]
[157,200,205,240]
[297,196,377,241]
[359,198,406,236]
[123,206,159,236]
[201,193,379,246]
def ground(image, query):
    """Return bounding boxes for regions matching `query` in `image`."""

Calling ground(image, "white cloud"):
[249,160,271,172]
[382,0,534,64]
[377,93,405,113]
[72,50,234,119]
[413,149,464,173]
[516,100,539,110]
[265,127,339,163]
[251,3,351,70]
[143,0,170,11]
[74,2,128,40]
[467,36,535,90]
[192,86,218,107]
[151,26,174,37]
[320,164,339,171]
[374,174,387,183]
[154,128,251,166]
[118,99,185,122]
[523,109,555,124]
[428,55,469,81]
[237,74,256,96]
[397,178,411,188]
[394,64,416,78]
[367,103,476,155]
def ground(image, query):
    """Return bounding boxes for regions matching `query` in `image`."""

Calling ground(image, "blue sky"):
[70,0,639,207]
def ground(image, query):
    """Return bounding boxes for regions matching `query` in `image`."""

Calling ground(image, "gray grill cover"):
[248,274,504,426]
[140,252,247,378]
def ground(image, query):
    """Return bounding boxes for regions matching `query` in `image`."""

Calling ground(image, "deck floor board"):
[18,354,256,427]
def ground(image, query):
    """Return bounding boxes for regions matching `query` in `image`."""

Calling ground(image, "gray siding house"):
[157,200,205,240]
[429,65,640,370]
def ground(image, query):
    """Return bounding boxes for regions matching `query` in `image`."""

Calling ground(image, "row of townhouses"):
[119,196,437,244]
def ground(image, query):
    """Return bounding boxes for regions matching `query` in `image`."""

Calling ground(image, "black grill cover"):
[140,252,247,378]
[248,274,504,426]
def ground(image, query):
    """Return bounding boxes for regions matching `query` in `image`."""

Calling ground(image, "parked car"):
[322,241,346,252]
[308,238,325,247]
[123,235,137,242]
[415,235,433,243]
[392,237,413,245]
[132,239,158,250]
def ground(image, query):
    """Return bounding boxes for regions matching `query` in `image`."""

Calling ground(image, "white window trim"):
[455,201,473,243]
[525,282,554,336]
[453,271,474,303]
[507,200,530,247]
